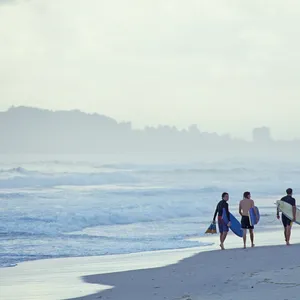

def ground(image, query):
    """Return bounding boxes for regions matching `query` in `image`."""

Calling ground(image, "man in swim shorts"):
[239,191,255,249]
[277,188,296,246]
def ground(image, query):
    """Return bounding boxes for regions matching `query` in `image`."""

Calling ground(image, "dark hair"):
[243,191,251,198]
[286,188,293,195]
[222,192,228,199]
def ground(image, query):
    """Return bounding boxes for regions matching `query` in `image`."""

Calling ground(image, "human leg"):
[282,215,292,245]
[250,229,254,247]
[286,225,292,245]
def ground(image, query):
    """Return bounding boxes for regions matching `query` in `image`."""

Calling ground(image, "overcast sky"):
[0,0,299,139]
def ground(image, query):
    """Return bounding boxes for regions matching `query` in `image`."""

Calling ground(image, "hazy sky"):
[1,0,300,139]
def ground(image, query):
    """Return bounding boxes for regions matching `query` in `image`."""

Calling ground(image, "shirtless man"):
[239,191,255,249]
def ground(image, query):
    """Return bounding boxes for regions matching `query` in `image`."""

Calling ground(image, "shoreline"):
[1,227,300,300]
[0,220,289,270]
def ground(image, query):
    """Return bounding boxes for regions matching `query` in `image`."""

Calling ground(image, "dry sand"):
[71,244,300,300]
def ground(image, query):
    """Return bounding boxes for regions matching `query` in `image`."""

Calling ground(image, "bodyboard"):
[249,206,260,226]
[222,208,243,238]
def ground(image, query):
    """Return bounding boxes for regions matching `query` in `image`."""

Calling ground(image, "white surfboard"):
[276,200,300,225]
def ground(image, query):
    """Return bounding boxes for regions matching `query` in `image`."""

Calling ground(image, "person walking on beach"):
[277,188,296,246]
[239,191,255,249]
[213,192,231,250]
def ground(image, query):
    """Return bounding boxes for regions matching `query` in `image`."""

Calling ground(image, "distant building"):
[188,124,200,134]
[252,127,272,143]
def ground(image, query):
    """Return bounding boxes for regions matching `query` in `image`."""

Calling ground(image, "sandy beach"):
[2,0,300,298]
[71,244,300,300]
[1,227,300,300]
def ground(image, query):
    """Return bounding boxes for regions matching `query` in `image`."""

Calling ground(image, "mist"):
[0,106,298,164]
[2,4,300,300]
[1,0,300,140]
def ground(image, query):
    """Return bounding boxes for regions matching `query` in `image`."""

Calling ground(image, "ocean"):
[0,154,299,268]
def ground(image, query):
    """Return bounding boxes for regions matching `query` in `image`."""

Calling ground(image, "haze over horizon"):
[1,0,300,140]
[0,105,298,142]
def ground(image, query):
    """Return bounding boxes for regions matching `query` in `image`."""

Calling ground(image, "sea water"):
[0,154,299,268]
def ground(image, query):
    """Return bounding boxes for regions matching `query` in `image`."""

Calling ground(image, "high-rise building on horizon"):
[252,127,272,143]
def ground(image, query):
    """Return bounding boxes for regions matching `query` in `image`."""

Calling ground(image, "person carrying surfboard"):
[213,192,231,250]
[239,191,256,249]
[277,188,296,246]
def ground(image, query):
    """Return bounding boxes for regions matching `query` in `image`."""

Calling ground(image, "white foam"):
[1,159,300,268]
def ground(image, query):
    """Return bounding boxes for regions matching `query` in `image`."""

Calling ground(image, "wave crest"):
[0,167,137,188]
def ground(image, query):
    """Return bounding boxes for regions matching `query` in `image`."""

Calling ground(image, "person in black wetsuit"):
[277,188,296,246]
[213,192,231,250]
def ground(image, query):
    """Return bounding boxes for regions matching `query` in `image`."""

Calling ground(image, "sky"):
[0,0,300,140]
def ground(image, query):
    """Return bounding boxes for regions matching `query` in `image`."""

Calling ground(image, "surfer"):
[239,191,256,249]
[277,188,296,246]
[213,192,231,250]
